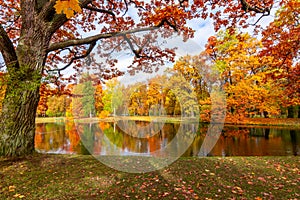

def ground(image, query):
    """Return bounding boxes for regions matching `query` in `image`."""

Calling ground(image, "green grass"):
[1,154,299,199]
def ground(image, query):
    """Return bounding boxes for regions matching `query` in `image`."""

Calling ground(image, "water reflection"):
[35,121,81,154]
[35,122,300,156]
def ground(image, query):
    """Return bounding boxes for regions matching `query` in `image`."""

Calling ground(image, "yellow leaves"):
[231,186,243,194]
[13,193,25,199]
[8,186,25,198]
[8,185,16,192]
[54,0,82,19]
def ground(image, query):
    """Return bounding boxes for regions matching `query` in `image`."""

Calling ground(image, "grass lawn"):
[0,154,299,199]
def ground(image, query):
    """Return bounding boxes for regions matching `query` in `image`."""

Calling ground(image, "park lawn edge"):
[36,116,300,128]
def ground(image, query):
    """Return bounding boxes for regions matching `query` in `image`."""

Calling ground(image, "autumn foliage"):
[0,0,299,156]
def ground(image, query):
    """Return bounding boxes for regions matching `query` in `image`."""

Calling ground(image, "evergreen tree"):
[82,81,96,118]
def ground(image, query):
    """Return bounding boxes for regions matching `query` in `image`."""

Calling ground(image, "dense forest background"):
[4,29,297,122]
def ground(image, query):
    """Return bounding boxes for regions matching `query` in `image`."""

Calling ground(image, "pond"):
[35,121,300,156]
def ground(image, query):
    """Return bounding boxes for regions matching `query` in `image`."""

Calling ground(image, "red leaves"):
[257,177,267,183]
[260,0,300,107]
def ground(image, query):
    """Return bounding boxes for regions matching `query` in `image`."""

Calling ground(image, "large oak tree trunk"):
[0,0,52,156]
[0,53,48,156]
[0,83,40,156]
[0,54,46,156]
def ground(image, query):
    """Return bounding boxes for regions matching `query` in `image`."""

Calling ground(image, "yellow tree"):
[172,55,210,101]
[146,76,166,116]
[129,84,148,116]
[205,30,281,120]
[46,95,67,117]
[101,78,123,115]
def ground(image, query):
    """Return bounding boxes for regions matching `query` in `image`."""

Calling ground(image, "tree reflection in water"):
[35,122,300,156]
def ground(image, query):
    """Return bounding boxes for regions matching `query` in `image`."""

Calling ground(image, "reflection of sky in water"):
[36,148,74,155]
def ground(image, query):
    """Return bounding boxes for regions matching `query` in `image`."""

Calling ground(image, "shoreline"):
[36,116,300,128]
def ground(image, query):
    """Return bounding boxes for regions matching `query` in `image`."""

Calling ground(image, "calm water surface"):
[35,121,300,156]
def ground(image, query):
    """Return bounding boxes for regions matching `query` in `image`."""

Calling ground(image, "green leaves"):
[82,80,95,118]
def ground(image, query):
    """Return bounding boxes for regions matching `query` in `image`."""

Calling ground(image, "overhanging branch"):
[47,24,165,52]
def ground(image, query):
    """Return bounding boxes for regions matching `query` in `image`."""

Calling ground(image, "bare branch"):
[158,18,178,32]
[250,13,270,26]
[84,5,115,18]
[123,34,151,58]
[123,0,146,16]
[49,47,74,62]
[46,17,178,73]
[47,41,97,73]
[123,35,141,58]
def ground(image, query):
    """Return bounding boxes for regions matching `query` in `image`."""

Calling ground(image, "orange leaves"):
[201,30,287,120]
[94,84,104,116]
[54,0,82,18]
[143,5,194,40]
[260,0,300,107]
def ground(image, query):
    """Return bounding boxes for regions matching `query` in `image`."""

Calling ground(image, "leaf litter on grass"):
[0,155,299,199]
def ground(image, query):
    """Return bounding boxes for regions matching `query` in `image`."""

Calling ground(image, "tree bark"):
[0,48,48,156]
[0,85,40,156]
[0,51,48,156]
[0,0,52,156]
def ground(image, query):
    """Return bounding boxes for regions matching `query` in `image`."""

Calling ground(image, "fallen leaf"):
[258,177,266,182]
[9,185,15,192]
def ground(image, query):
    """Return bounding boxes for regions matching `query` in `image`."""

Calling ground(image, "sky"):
[113,22,214,85]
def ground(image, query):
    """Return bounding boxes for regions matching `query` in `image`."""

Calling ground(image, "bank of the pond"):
[0,155,299,199]
[36,116,300,128]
